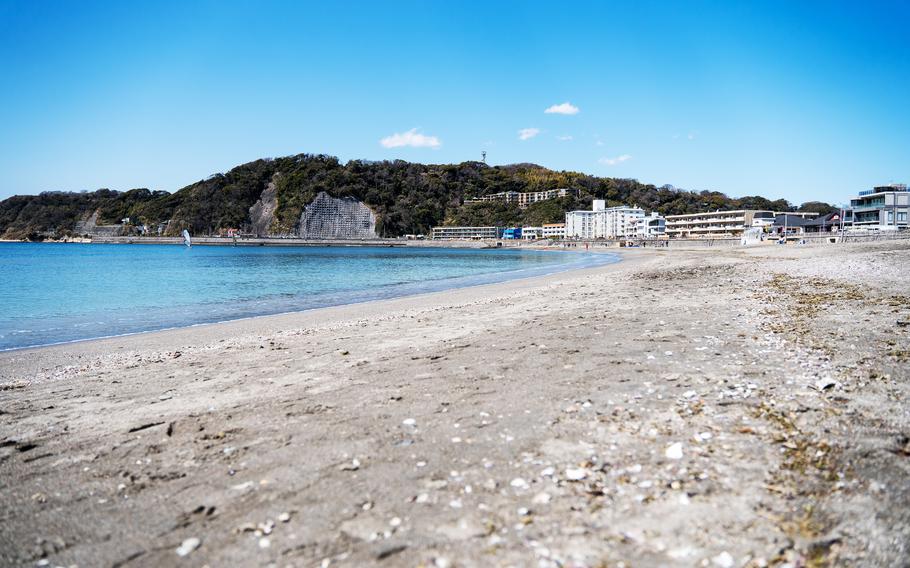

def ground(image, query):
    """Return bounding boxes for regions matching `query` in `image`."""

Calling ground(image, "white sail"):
[182,229,192,247]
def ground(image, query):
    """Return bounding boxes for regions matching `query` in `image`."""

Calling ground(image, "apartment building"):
[665,210,818,238]
[521,226,543,239]
[463,192,520,206]
[431,226,502,240]
[518,188,577,208]
[849,184,909,230]
[636,212,666,238]
[464,188,578,209]
[565,209,598,239]
[566,200,660,239]
[542,223,566,238]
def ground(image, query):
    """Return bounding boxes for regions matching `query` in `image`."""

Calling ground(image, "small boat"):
[182,229,192,248]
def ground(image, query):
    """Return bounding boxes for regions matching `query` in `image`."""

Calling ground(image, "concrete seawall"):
[66,231,910,249]
[89,236,493,248]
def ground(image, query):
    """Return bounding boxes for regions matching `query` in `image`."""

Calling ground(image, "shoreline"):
[2,242,908,566]
[0,250,633,380]
[0,248,619,356]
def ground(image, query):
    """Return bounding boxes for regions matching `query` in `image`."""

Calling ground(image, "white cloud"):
[595,140,605,146]
[518,128,541,141]
[556,135,573,141]
[599,154,632,166]
[544,102,580,115]
[380,128,441,149]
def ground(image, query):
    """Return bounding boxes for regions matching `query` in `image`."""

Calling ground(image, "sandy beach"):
[1,242,909,567]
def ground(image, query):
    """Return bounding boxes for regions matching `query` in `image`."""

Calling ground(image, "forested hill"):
[0,154,835,240]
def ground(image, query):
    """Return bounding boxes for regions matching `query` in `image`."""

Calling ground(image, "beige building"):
[464,188,577,209]
[431,226,501,240]
[665,210,817,238]
[542,223,566,238]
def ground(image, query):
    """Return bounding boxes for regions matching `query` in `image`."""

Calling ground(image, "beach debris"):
[376,544,408,560]
[402,418,417,427]
[813,378,837,391]
[510,478,529,490]
[340,458,361,471]
[665,442,684,460]
[712,551,734,568]
[532,492,552,505]
[0,380,28,391]
[175,537,201,557]
[564,467,588,481]
[127,421,165,434]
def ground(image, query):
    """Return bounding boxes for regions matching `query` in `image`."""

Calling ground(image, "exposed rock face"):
[297,192,377,239]
[74,210,123,237]
[248,174,280,237]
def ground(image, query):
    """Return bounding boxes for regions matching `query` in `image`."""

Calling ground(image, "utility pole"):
[839,208,846,242]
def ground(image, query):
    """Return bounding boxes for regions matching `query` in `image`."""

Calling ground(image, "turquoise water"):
[0,243,618,350]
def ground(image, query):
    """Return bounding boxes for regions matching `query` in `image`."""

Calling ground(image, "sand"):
[1,242,908,567]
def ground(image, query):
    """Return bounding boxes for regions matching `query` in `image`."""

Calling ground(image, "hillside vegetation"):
[0,154,835,240]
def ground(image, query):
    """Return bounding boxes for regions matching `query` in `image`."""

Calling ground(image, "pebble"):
[175,537,201,557]
[564,467,588,481]
[532,492,552,504]
[340,458,361,471]
[510,478,529,489]
[278,512,291,523]
[665,442,684,460]
[712,551,734,568]
[402,418,417,426]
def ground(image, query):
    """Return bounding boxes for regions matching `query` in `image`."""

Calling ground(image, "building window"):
[899,212,907,222]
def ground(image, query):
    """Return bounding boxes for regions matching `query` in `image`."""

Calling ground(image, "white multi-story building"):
[635,212,666,237]
[541,223,566,238]
[665,210,819,238]
[565,200,659,239]
[521,226,543,239]
[565,208,598,239]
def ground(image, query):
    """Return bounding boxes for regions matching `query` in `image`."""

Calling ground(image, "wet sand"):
[1,242,908,567]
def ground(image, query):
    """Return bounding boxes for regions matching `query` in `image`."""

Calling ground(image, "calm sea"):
[0,243,618,351]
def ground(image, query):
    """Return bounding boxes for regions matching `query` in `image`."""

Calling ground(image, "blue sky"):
[0,1,907,205]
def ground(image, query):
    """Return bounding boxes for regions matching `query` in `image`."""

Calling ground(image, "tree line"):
[0,154,838,240]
